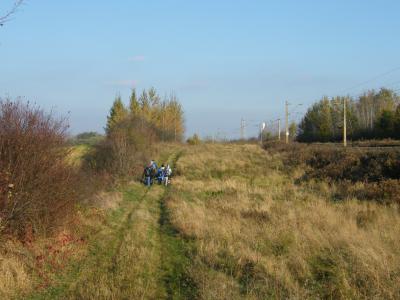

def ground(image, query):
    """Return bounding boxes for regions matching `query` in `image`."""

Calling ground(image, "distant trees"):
[298,88,400,142]
[107,88,184,142]
[187,134,201,145]
[72,132,104,145]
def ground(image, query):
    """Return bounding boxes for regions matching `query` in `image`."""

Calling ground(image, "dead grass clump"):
[0,242,32,299]
[240,209,270,222]
[87,191,123,210]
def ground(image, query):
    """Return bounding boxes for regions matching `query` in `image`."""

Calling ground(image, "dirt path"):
[27,151,195,300]
[157,152,198,300]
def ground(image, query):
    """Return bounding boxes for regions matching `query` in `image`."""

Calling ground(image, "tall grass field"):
[1,143,399,299]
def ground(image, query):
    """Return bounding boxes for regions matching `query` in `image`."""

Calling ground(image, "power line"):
[339,66,400,95]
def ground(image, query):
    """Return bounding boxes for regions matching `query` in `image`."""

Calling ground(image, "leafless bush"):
[0,99,79,237]
[86,116,158,177]
[264,141,400,204]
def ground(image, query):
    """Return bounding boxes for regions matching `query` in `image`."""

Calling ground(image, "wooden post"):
[278,119,281,141]
[343,98,347,147]
[285,101,289,144]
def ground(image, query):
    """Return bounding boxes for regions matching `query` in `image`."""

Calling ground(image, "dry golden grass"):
[0,144,182,299]
[0,186,126,299]
[65,185,167,300]
[2,143,400,299]
[65,144,91,168]
[0,241,32,299]
[168,143,400,299]
[88,191,123,210]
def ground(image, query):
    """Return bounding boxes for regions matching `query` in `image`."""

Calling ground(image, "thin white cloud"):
[105,80,138,88]
[128,55,145,62]
[179,80,208,91]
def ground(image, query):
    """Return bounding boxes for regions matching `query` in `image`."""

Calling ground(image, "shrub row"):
[263,141,400,204]
[0,100,85,237]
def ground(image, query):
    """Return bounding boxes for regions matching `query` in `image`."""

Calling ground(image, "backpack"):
[144,167,152,176]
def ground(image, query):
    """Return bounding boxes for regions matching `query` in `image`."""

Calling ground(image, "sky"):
[1,0,400,138]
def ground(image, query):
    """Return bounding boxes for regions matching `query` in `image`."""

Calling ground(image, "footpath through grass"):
[26,150,196,300]
[158,152,199,299]
[24,143,400,299]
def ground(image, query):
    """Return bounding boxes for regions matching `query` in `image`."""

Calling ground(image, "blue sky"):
[1,0,400,138]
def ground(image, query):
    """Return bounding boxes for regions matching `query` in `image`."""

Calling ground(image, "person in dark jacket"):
[143,166,152,186]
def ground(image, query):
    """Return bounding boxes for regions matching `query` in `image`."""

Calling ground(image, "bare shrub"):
[86,116,158,177]
[264,142,400,204]
[0,99,79,237]
[187,134,201,145]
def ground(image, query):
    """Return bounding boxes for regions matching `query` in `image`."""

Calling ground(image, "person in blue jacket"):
[157,165,165,184]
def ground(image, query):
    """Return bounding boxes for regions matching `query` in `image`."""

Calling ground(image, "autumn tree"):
[139,89,150,122]
[106,95,128,134]
[106,88,185,142]
[129,89,140,116]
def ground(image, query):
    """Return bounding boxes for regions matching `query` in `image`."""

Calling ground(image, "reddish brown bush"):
[264,142,400,204]
[0,99,80,237]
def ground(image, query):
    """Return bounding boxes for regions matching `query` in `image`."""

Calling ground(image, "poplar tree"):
[139,89,150,121]
[129,89,140,116]
[166,96,185,142]
[148,87,161,126]
[106,95,128,134]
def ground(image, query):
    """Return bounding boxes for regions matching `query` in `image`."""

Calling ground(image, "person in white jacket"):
[164,165,172,186]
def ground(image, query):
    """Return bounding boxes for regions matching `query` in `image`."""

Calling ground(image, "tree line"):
[298,88,400,142]
[106,87,184,142]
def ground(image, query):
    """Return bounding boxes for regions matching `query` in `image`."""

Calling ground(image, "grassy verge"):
[166,143,400,299]
[7,143,400,299]
[158,188,198,300]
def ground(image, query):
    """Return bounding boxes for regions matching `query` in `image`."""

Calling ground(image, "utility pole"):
[260,122,265,144]
[285,101,289,144]
[343,98,347,147]
[240,118,246,140]
[278,119,281,141]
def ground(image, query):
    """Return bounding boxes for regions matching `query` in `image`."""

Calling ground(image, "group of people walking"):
[143,160,172,187]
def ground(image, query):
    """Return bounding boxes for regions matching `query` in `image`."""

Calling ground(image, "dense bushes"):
[0,100,81,236]
[86,116,157,176]
[263,141,400,204]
